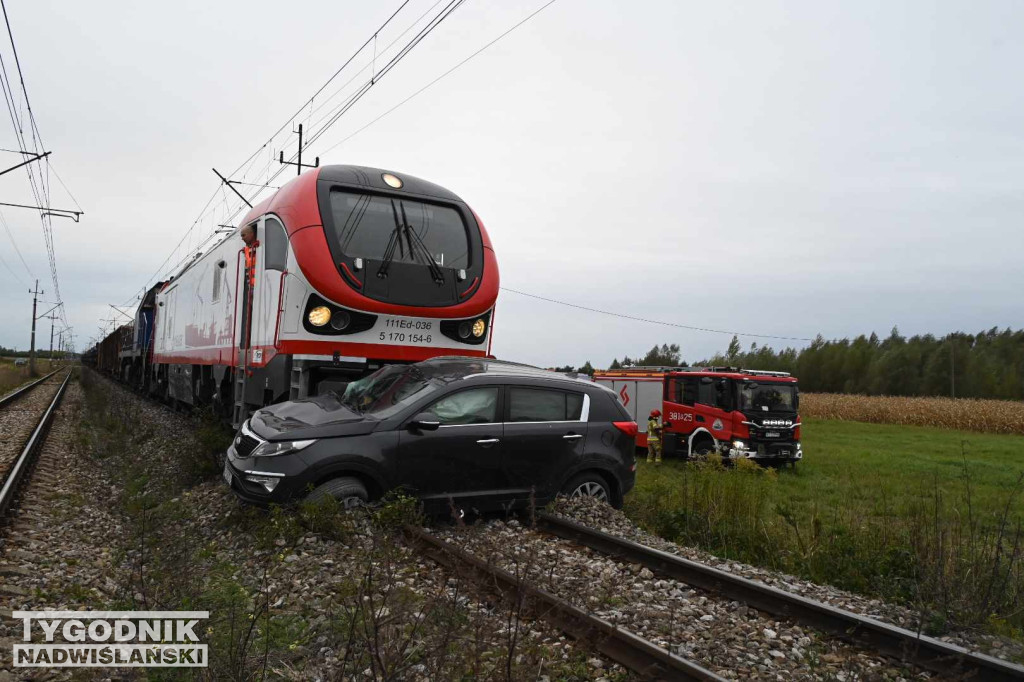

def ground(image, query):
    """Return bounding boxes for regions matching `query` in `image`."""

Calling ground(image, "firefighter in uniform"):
[647,409,663,464]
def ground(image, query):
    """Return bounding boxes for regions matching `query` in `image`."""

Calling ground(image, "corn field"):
[802,392,1024,435]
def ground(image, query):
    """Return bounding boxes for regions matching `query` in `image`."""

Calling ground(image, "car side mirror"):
[409,412,440,431]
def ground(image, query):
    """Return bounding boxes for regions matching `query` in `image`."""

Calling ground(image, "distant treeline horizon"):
[0,347,63,359]
[556,327,1024,402]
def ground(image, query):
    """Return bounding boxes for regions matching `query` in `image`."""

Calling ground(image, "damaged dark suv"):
[223,357,638,512]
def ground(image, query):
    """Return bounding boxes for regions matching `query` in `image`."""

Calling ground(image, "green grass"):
[0,356,59,395]
[625,418,1024,638]
[784,418,1024,522]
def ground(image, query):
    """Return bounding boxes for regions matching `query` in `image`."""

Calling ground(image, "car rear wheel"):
[563,472,611,504]
[307,477,369,509]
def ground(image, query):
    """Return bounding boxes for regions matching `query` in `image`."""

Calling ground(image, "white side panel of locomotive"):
[154,233,242,358]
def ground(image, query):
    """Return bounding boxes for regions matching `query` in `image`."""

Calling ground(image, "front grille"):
[235,433,260,458]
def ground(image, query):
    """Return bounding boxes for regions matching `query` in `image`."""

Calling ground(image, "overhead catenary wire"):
[0,208,33,278]
[500,287,815,342]
[170,0,472,265]
[0,0,78,331]
[131,0,440,295]
[321,0,560,156]
[0,241,24,286]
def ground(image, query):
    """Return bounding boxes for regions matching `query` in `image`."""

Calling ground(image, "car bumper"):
[223,442,313,505]
[726,442,802,462]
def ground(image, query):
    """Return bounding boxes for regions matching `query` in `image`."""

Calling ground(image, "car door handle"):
[476,438,500,446]
[562,434,584,440]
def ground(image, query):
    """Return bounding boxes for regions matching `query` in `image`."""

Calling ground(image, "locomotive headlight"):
[330,311,351,331]
[308,306,331,327]
[471,318,486,338]
[458,322,471,339]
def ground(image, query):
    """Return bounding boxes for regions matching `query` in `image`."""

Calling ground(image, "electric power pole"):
[28,280,43,375]
[44,310,59,368]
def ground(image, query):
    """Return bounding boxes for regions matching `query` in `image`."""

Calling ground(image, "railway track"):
[0,369,72,522]
[536,512,1024,681]
[79,370,1024,679]
[406,523,724,681]
[408,514,1024,681]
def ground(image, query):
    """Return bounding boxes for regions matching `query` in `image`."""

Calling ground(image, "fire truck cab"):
[593,367,803,464]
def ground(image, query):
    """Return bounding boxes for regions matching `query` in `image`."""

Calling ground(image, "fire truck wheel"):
[692,441,714,460]
[563,472,612,505]
[307,477,369,509]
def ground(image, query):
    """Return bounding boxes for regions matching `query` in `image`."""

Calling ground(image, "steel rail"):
[404,524,724,681]
[0,370,72,520]
[537,512,1024,682]
[0,367,60,408]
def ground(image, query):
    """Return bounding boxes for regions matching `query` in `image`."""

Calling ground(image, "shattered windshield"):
[341,366,440,419]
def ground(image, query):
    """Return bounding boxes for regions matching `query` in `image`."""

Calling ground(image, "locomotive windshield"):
[739,382,798,413]
[327,190,470,270]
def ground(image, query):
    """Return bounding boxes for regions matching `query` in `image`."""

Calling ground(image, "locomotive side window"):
[263,217,288,271]
[327,190,469,270]
[212,262,223,303]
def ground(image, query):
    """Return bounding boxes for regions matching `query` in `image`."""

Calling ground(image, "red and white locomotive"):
[148,165,498,425]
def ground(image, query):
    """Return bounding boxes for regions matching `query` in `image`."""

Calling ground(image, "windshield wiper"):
[375,204,404,279]
[377,200,446,285]
[399,201,445,285]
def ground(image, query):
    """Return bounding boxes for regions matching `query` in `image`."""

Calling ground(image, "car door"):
[397,386,505,504]
[501,385,588,502]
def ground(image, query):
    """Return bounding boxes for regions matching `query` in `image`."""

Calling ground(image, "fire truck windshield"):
[328,190,469,270]
[739,382,798,413]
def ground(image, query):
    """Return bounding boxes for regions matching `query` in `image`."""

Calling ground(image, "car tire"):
[306,477,369,509]
[562,472,614,507]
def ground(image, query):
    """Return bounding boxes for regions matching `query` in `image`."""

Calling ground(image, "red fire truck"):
[593,367,803,464]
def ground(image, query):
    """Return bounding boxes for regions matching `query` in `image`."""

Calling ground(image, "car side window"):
[424,387,498,425]
[509,388,583,422]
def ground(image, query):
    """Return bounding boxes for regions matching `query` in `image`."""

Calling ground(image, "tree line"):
[559,328,1024,401]
[0,347,60,359]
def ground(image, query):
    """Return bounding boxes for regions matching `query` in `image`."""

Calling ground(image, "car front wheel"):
[563,472,612,505]
[306,476,369,509]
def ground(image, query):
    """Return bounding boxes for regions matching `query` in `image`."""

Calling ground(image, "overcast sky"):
[0,0,1021,368]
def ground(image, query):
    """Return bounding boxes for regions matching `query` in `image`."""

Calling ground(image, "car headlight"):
[732,440,746,450]
[472,318,486,338]
[250,439,316,458]
[308,306,331,327]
